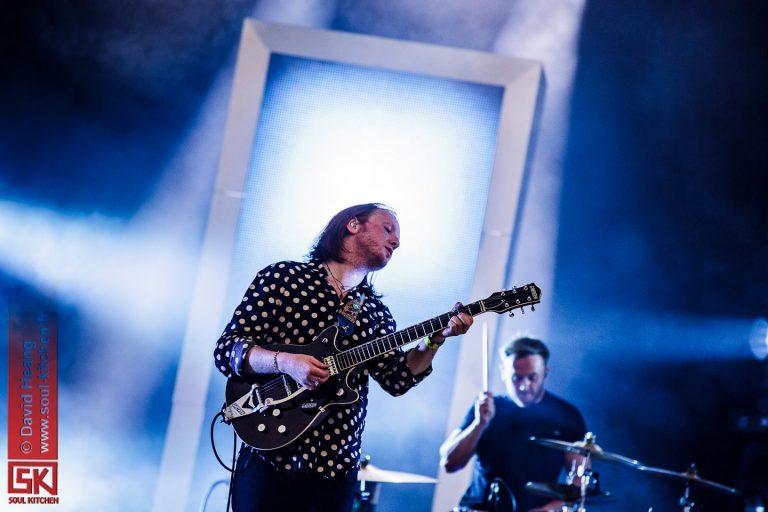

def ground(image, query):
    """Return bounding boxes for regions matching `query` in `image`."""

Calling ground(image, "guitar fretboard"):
[334,301,487,371]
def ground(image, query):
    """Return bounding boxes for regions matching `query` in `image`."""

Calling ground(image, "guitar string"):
[252,306,466,400]
[336,291,537,370]
[255,306,472,395]
[338,304,480,370]
[251,289,537,399]
[252,376,301,401]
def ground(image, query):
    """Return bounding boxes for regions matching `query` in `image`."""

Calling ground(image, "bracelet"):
[273,351,281,373]
[424,335,443,351]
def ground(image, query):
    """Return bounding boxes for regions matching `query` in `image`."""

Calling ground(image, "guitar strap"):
[337,292,365,336]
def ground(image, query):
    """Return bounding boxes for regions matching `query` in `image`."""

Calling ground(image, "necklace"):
[324,263,353,292]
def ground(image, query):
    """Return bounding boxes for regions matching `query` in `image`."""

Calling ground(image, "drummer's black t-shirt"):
[458,392,586,512]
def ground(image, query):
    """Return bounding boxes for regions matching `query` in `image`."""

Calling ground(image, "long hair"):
[308,203,395,263]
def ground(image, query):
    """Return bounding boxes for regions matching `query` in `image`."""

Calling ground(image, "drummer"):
[440,336,587,512]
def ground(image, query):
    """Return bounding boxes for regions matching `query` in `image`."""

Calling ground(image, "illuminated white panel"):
[154,20,541,512]
[228,54,502,317]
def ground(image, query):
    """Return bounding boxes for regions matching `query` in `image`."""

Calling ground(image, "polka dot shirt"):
[214,260,430,478]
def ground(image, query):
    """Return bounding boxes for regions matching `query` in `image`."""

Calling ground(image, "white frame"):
[152,20,542,512]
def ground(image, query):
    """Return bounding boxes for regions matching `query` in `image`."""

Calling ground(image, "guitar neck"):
[333,301,484,372]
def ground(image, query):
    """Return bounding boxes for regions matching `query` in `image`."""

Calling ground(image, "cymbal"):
[357,462,437,484]
[637,465,741,495]
[525,482,616,504]
[529,436,642,468]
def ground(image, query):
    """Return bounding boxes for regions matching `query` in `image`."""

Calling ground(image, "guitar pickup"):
[252,383,264,409]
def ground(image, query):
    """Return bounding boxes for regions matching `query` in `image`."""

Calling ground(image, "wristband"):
[273,351,281,373]
[424,335,443,351]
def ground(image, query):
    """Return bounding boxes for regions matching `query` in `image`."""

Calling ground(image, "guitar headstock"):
[482,284,541,316]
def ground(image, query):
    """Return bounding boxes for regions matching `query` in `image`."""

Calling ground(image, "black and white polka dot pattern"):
[214,260,430,478]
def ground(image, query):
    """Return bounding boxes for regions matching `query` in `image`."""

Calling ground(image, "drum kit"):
[352,432,742,512]
[524,432,742,512]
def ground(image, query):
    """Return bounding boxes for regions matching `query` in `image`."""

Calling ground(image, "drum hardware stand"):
[487,480,500,512]
[676,464,699,512]
[485,477,515,512]
[353,456,380,512]
[564,432,600,512]
[568,468,595,512]
[678,481,696,512]
[353,479,379,512]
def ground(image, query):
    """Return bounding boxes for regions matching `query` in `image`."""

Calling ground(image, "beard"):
[354,233,390,271]
[517,387,545,405]
[364,250,389,271]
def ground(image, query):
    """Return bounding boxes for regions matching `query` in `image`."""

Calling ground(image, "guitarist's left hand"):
[429,302,473,346]
[407,303,473,375]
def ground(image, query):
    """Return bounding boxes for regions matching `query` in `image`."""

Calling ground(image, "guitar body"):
[225,325,360,451]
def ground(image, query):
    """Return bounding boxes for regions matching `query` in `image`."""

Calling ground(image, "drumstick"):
[482,322,489,393]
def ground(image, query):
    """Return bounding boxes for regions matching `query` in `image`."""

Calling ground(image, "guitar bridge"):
[324,356,338,376]
[258,398,273,413]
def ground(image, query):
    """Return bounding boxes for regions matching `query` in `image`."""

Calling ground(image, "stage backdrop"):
[155,20,543,512]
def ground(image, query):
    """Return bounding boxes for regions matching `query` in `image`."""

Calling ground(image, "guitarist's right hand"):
[278,352,330,390]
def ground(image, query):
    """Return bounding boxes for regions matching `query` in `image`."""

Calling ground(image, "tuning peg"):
[521,308,525,314]
[531,305,535,311]
[509,311,514,317]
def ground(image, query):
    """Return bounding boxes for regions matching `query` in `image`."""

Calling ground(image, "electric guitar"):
[222,284,540,451]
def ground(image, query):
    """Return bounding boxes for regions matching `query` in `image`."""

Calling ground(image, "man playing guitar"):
[214,203,473,512]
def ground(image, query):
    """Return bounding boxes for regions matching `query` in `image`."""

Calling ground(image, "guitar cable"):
[209,410,238,512]
[210,410,237,472]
